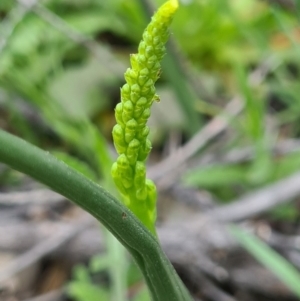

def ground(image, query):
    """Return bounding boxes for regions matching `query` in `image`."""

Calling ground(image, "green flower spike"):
[112,0,178,236]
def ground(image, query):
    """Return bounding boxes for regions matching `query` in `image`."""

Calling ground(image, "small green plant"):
[0,1,193,301]
[112,0,178,235]
[67,255,151,301]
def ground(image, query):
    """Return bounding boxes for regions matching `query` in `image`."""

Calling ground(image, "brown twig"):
[193,139,300,167]
[148,96,243,181]
[185,267,237,301]
[0,189,65,205]
[148,57,280,184]
[0,217,93,286]
[209,171,300,222]
[22,289,64,301]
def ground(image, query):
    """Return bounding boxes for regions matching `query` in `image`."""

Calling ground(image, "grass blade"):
[230,224,300,298]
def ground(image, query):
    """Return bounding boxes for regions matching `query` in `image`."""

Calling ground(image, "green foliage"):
[0,129,193,301]
[67,265,110,301]
[184,163,248,189]
[1,0,300,299]
[270,204,298,222]
[52,151,98,180]
[67,256,151,301]
[182,151,300,200]
[0,1,194,300]
[230,225,300,298]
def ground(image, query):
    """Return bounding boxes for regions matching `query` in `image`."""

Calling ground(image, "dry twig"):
[209,171,300,222]
[22,289,64,301]
[148,58,279,184]
[0,217,93,286]
[0,189,64,206]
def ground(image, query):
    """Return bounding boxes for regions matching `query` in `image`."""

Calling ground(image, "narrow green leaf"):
[183,163,247,188]
[0,129,192,301]
[230,224,300,298]
[68,281,110,301]
[53,151,98,181]
[235,64,264,141]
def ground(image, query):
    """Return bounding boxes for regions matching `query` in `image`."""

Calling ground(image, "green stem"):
[0,129,192,301]
[106,231,128,301]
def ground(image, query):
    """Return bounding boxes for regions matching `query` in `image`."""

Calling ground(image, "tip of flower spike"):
[160,0,179,15]
[170,0,179,9]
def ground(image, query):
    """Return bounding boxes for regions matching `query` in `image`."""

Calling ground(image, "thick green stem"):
[0,129,192,301]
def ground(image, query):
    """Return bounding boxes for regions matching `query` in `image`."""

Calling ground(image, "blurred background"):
[1,0,300,300]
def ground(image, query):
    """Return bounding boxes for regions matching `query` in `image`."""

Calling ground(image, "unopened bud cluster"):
[111,0,178,235]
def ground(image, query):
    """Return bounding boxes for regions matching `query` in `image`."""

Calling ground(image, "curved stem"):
[0,129,192,301]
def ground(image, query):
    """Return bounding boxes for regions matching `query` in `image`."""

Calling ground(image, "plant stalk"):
[0,129,193,301]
